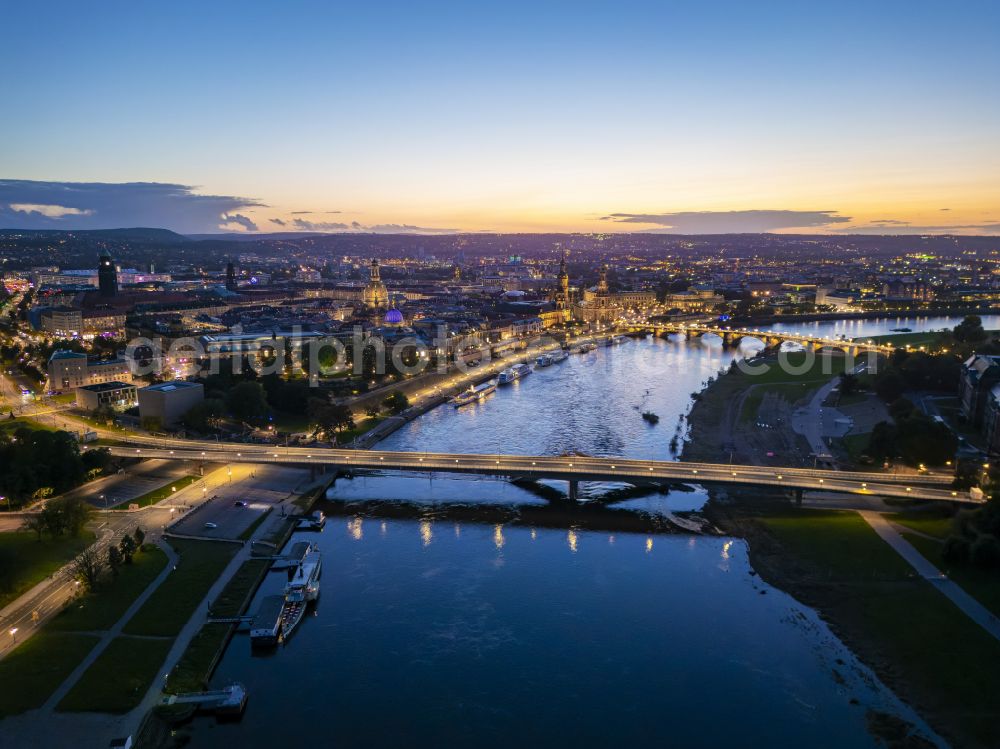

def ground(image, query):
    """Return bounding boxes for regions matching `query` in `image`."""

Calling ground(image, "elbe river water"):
[188,315,996,748]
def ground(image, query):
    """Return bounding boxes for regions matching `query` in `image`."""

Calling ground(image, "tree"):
[181,399,226,432]
[119,534,136,564]
[107,545,122,578]
[383,391,410,415]
[309,397,355,434]
[41,502,67,538]
[133,526,145,549]
[227,381,269,425]
[839,372,860,397]
[364,402,380,419]
[953,315,987,344]
[65,497,92,538]
[874,371,906,403]
[21,513,46,541]
[71,546,104,592]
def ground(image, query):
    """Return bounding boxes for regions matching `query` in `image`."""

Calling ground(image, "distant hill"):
[0,227,190,244]
[185,231,330,241]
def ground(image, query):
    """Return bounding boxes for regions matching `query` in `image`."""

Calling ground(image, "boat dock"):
[161,683,248,717]
[249,595,285,646]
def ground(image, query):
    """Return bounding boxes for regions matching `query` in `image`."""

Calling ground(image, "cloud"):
[289,217,456,234]
[290,210,342,215]
[220,213,259,232]
[0,179,263,233]
[292,218,351,231]
[270,217,287,227]
[837,223,1000,235]
[9,203,94,218]
[599,209,852,233]
[363,223,457,234]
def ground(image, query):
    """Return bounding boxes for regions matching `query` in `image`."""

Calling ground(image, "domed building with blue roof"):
[384,308,404,325]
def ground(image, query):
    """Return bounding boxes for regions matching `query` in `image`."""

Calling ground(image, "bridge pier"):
[568,480,579,502]
[794,488,803,506]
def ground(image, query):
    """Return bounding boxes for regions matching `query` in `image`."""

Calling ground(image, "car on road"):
[204,522,218,529]
[234,500,248,508]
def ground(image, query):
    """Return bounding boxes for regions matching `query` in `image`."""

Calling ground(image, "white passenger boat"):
[498,362,532,384]
[535,354,553,367]
[452,379,497,407]
[550,349,568,363]
[282,545,322,640]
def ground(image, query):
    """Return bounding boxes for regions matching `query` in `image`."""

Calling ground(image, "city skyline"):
[2,1,999,235]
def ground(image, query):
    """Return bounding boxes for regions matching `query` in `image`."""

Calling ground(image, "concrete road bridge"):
[104,440,976,504]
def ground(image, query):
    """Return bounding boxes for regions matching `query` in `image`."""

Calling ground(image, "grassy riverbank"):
[715,501,1000,748]
[686,359,1000,747]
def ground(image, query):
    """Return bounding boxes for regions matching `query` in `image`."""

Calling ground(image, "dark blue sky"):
[1,1,998,233]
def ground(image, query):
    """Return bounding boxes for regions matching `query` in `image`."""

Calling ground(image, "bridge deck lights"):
[906,487,912,492]
[692,469,698,474]
[776,474,783,480]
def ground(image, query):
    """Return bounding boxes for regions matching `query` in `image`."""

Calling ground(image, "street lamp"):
[9,627,17,645]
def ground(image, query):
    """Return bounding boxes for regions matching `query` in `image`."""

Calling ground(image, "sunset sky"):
[1,1,998,234]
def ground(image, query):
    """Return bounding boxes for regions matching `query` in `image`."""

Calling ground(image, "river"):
[185,315,985,747]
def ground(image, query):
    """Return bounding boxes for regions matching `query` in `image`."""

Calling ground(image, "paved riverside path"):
[858,510,1000,642]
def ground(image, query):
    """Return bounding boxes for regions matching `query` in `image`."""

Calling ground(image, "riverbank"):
[684,359,1000,748]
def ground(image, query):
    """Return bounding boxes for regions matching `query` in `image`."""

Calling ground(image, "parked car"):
[204,522,218,529]
[234,500,248,508]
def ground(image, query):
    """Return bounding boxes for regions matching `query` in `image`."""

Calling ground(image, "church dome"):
[384,308,404,324]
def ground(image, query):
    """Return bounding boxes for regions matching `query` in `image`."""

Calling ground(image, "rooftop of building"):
[140,380,203,393]
[79,381,136,393]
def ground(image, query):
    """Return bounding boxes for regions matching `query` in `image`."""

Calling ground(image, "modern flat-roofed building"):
[138,380,204,427]
[48,350,133,390]
[75,381,138,411]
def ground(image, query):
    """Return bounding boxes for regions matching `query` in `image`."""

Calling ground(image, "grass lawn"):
[49,546,168,632]
[211,558,269,618]
[237,509,271,541]
[165,623,231,694]
[0,531,96,610]
[57,636,172,713]
[271,410,312,433]
[888,510,954,539]
[740,381,817,425]
[898,531,1000,620]
[0,632,99,717]
[335,416,385,444]
[125,475,201,508]
[122,539,237,637]
[0,417,58,434]
[752,507,1000,746]
[758,510,913,579]
[741,351,850,385]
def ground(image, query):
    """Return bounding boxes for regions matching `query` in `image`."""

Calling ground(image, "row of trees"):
[72,527,147,591]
